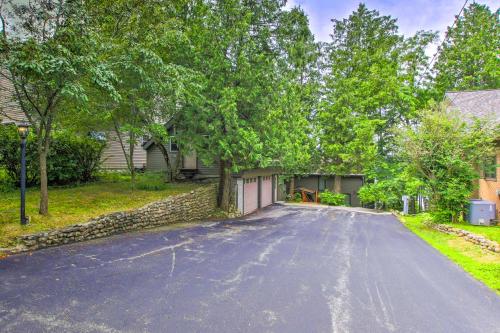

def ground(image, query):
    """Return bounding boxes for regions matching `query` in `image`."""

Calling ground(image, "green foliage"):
[319,190,347,206]
[434,3,500,93]
[359,168,424,210]
[359,181,402,210]
[172,1,319,209]
[0,125,40,185]
[0,126,105,186]
[399,103,495,222]
[47,132,105,185]
[318,4,437,177]
[84,0,205,178]
[0,0,118,214]
[0,167,15,192]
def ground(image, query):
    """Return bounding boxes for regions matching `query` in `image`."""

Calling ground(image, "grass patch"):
[443,222,500,243]
[400,214,500,295]
[0,172,198,248]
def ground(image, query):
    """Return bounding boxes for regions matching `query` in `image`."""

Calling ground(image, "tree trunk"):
[38,145,49,215]
[333,174,342,193]
[218,159,232,211]
[289,176,295,197]
[155,140,172,182]
[173,149,182,180]
[129,130,136,185]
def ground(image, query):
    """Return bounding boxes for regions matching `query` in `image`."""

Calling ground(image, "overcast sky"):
[285,0,498,43]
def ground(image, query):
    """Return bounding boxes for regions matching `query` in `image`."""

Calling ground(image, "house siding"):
[341,176,364,207]
[478,147,500,218]
[296,175,321,191]
[146,145,178,172]
[101,131,147,170]
[197,158,220,176]
[293,175,364,207]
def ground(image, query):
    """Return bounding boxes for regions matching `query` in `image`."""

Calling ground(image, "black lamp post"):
[17,122,30,225]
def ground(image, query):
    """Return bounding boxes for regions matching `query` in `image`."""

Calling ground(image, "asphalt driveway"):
[0,204,499,333]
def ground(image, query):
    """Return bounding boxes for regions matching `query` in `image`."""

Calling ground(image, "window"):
[169,137,179,152]
[483,155,497,179]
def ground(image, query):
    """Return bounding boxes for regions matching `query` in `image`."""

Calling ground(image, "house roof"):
[445,89,500,124]
[0,71,27,124]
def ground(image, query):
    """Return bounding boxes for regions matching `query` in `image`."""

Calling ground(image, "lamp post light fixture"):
[17,122,30,225]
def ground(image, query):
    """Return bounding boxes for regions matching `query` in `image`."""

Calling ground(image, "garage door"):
[260,176,273,208]
[244,177,258,215]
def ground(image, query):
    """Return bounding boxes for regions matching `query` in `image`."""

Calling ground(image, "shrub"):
[0,124,39,185]
[358,171,424,210]
[0,126,105,186]
[285,192,303,202]
[319,190,346,206]
[47,132,105,184]
[0,167,15,192]
[399,103,495,223]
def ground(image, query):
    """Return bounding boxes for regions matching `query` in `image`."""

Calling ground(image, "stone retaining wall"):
[14,184,218,253]
[433,224,500,254]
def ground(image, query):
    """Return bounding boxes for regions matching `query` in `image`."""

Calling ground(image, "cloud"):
[285,0,499,42]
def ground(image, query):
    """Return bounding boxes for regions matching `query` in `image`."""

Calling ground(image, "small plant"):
[293,192,302,202]
[319,190,346,206]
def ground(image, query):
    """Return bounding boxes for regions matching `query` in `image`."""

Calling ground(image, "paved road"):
[0,205,499,333]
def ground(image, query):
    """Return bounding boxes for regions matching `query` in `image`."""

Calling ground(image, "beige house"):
[446,89,500,217]
[0,73,145,170]
[100,131,147,170]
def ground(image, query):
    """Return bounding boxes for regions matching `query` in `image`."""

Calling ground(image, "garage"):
[235,168,279,215]
[260,176,273,208]
[243,177,258,215]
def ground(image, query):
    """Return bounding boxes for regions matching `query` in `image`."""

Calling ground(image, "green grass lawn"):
[0,172,198,248]
[443,221,500,243]
[400,214,500,295]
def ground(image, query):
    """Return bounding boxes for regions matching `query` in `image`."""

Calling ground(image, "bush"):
[0,126,105,187]
[319,190,346,206]
[399,104,495,223]
[0,124,39,186]
[358,172,424,210]
[285,192,303,202]
[47,132,105,184]
[0,167,15,192]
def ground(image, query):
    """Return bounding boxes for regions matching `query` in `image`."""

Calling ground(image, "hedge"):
[0,125,105,188]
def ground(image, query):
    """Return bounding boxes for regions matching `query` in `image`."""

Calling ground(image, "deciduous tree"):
[0,0,116,214]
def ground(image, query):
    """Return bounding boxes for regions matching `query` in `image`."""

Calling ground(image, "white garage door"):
[260,176,273,208]
[244,177,258,215]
